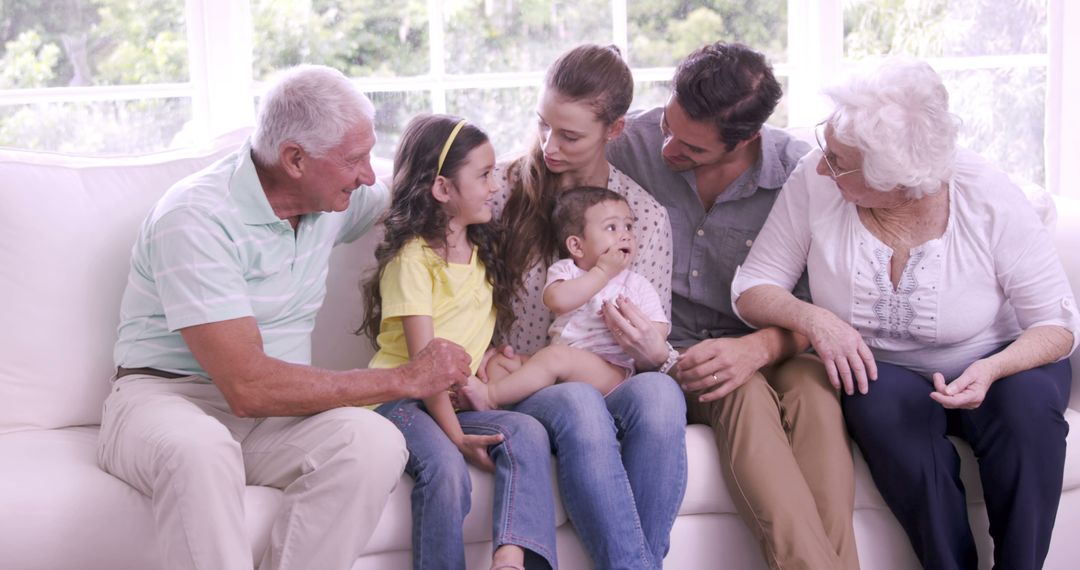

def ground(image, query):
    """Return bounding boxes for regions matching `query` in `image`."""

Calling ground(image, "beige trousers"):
[687,354,859,570]
[97,375,407,570]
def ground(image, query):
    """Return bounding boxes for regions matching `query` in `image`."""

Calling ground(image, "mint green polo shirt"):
[114,141,389,377]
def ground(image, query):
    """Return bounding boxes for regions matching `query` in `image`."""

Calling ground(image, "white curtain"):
[1048,0,1079,197]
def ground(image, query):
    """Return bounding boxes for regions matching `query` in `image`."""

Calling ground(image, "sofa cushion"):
[0,426,280,570]
[0,131,249,434]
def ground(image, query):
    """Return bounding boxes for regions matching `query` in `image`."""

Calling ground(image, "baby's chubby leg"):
[460,346,625,411]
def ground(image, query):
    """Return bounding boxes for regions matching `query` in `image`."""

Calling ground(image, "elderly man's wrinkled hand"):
[930,360,995,409]
[804,308,878,396]
[403,338,471,399]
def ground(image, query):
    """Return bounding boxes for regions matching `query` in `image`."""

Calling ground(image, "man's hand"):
[455,433,504,472]
[673,337,763,403]
[930,359,996,409]
[398,338,471,399]
[801,307,877,396]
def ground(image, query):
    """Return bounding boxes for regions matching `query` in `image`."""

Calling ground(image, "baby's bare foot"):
[458,375,496,411]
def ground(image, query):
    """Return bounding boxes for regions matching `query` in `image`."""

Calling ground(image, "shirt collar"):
[755,124,791,190]
[713,124,787,204]
[230,140,289,226]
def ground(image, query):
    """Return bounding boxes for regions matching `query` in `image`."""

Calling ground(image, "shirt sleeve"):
[379,246,435,319]
[730,152,816,325]
[544,258,577,290]
[149,209,254,331]
[336,179,391,245]
[989,175,1080,357]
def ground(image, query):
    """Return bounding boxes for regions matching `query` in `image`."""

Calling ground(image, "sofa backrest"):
[1052,196,1080,410]
[0,131,249,434]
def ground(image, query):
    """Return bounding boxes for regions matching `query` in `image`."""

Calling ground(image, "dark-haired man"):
[607,42,859,569]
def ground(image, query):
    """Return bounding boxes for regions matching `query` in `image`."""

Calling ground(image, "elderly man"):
[607,43,858,569]
[98,65,470,570]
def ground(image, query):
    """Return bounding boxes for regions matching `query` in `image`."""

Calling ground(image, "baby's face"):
[576,199,637,267]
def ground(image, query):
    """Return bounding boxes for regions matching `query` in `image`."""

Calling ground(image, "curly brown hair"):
[359,114,515,345]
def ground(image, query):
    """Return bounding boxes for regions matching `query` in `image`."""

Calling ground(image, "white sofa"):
[2,132,1079,570]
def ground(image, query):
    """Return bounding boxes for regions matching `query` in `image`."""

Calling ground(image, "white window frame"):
[0,0,1072,197]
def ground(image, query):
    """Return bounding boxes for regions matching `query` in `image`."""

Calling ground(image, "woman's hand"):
[475,344,516,382]
[930,359,996,409]
[601,294,669,369]
[455,433,505,472]
[801,307,877,395]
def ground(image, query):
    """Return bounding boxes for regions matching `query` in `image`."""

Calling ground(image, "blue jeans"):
[513,372,688,569]
[377,400,557,570]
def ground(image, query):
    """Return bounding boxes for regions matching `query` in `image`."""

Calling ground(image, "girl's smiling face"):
[440,141,497,227]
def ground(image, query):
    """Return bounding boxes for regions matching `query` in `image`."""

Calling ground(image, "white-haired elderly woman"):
[730,57,1079,570]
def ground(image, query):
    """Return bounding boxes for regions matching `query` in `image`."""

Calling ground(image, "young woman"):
[486,44,686,569]
[363,114,557,570]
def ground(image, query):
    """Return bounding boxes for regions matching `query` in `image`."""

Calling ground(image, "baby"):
[459,186,670,410]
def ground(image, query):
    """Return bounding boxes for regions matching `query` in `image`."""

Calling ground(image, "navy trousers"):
[842,355,1071,570]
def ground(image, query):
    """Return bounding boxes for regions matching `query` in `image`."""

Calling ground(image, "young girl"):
[363,114,557,570]
[459,187,670,411]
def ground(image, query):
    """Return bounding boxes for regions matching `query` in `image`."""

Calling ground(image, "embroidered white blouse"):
[732,148,1079,379]
[491,161,674,356]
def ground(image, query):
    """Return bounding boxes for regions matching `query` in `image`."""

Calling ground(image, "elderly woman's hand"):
[600,294,669,370]
[930,359,995,409]
[802,306,878,395]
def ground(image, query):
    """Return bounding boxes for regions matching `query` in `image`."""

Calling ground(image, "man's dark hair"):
[673,42,782,151]
[552,186,629,254]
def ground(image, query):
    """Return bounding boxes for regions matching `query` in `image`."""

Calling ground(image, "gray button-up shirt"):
[607,107,810,347]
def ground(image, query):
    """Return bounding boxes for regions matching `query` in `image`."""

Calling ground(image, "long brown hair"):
[501,43,634,285]
[360,114,515,344]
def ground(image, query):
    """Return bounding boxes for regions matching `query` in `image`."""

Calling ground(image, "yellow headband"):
[436,120,468,176]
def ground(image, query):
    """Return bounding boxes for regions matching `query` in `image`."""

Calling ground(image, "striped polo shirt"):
[114,141,389,377]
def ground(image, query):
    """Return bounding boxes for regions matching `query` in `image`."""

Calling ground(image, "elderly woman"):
[731,58,1079,570]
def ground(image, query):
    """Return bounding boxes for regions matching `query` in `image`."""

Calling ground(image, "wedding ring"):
[711,373,719,383]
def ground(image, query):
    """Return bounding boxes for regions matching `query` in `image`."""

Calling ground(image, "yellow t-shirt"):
[368,237,495,374]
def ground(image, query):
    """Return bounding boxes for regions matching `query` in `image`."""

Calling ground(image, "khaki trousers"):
[687,354,859,570]
[97,375,408,570]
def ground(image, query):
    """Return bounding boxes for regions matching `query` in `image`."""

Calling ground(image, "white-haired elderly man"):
[98,65,471,570]
[733,57,1079,570]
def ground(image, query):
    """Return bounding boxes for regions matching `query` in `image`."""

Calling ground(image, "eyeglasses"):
[815,122,860,179]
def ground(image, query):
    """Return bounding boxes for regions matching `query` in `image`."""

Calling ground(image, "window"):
[1,0,1072,195]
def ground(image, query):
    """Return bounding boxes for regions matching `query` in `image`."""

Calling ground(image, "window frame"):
[0,0,1072,197]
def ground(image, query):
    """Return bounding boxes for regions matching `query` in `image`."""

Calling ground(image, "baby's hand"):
[595,246,632,277]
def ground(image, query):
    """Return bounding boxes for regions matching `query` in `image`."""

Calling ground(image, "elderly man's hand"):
[802,307,877,396]
[400,338,471,399]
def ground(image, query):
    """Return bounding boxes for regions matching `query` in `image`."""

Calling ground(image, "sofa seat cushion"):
[0,426,280,570]
[681,409,1080,517]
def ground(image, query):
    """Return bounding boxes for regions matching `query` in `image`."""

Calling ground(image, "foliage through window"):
[0,0,1054,190]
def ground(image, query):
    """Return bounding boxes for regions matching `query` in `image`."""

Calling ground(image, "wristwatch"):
[657,342,680,375]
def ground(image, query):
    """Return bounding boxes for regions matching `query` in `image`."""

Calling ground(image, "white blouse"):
[732,149,1079,379]
[491,162,674,356]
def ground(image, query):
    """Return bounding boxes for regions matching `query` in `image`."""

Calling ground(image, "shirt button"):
[696,229,705,236]
[700,329,709,336]
[692,270,699,277]
[745,239,754,247]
